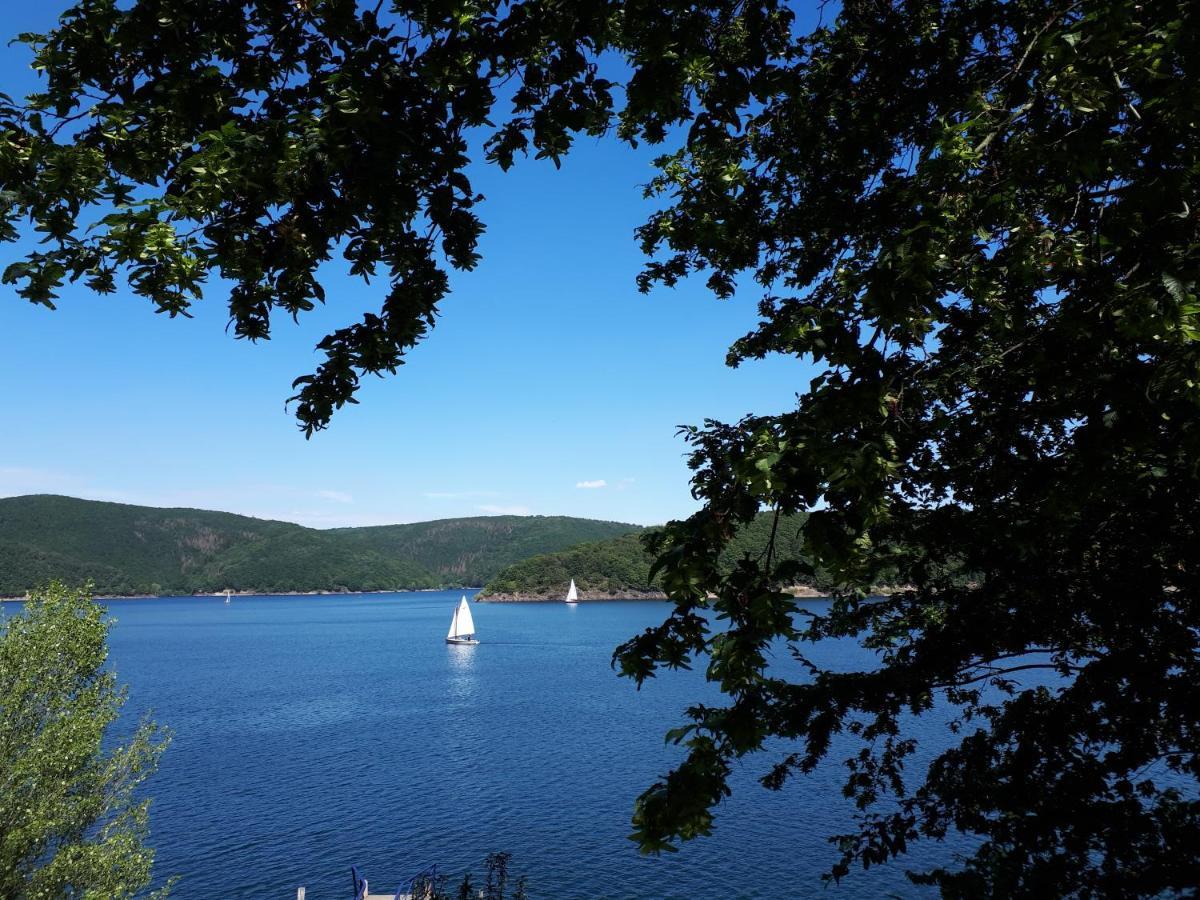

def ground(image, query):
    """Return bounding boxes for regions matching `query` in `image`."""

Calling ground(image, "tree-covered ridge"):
[480,513,813,598]
[329,515,641,586]
[0,495,637,596]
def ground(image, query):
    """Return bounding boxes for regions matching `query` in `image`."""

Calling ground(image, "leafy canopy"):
[0,582,170,898]
[3,0,1199,895]
[614,1,1200,895]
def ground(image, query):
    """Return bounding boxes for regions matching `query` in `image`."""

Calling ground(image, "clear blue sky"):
[0,5,816,528]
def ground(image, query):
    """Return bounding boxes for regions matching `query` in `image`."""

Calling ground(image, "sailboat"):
[224,589,231,605]
[446,596,479,645]
[565,579,579,604]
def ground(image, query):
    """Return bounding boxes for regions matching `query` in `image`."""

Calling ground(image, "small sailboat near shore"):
[446,596,479,645]
[224,589,231,605]
[565,579,579,604]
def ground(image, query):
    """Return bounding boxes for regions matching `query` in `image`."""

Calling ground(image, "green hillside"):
[479,512,816,598]
[329,515,642,586]
[0,495,638,596]
[190,529,435,594]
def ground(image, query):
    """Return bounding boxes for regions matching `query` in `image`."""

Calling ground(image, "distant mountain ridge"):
[0,495,639,596]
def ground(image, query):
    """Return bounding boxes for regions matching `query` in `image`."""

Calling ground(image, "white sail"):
[449,596,475,638]
[565,579,578,602]
[456,596,476,636]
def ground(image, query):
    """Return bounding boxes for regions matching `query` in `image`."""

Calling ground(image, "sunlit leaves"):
[0,582,171,898]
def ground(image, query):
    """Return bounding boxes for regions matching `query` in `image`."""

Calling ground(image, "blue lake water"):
[98,591,969,899]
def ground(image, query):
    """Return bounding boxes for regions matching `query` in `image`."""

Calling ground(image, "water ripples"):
[106,592,953,899]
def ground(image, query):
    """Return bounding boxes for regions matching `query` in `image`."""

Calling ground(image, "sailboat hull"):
[445,636,479,645]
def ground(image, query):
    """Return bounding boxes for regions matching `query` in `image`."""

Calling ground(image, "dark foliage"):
[610,2,1200,896]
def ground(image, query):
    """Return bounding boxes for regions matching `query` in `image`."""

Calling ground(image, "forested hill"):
[325,516,639,586]
[478,512,817,600]
[0,495,638,596]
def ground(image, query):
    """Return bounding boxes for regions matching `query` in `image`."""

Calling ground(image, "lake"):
[101,590,968,899]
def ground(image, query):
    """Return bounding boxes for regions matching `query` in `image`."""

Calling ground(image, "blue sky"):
[0,5,816,528]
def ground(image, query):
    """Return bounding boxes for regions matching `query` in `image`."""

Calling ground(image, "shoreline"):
[4,584,844,603]
[476,585,836,602]
[0,587,478,602]
[477,590,669,603]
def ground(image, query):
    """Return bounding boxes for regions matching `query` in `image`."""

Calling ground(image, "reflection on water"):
[446,643,477,668]
[445,641,479,705]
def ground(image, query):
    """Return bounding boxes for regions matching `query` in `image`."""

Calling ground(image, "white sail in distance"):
[566,579,579,602]
[449,596,475,638]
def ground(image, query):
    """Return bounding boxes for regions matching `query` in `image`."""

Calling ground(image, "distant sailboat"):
[446,596,479,645]
[224,589,231,605]
[565,579,579,604]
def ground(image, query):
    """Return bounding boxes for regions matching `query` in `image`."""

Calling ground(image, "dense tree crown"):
[3,0,1198,895]
[0,583,170,898]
